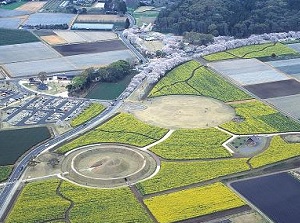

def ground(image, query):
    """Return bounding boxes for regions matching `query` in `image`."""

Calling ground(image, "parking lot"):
[3,95,91,126]
[0,81,30,107]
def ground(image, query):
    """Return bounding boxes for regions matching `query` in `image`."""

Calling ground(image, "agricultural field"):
[149,60,251,102]
[23,13,75,26]
[204,43,298,61]
[6,179,70,223]
[0,17,21,29]
[150,128,232,159]
[7,179,152,223]
[15,1,46,12]
[133,7,159,26]
[0,165,13,182]
[60,181,152,223]
[144,182,246,223]
[250,136,300,168]
[220,100,300,134]
[0,1,26,10]
[76,14,126,23]
[57,113,168,153]
[0,28,39,46]
[137,158,249,194]
[70,103,105,127]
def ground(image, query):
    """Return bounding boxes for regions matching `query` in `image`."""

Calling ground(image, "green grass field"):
[70,103,105,127]
[144,182,246,223]
[0,165,13,182]
[220,100,300,134]
[57,113,168,153]
[133,7,159,26]
[251,136,300,168]
[6,179,70,223]
[0,29,39,46]
[137,158,249,195]
[0,1,26,9]
[60,181,152,223]
[203,43,298,61]
[150,128,232,159]
[149,60,251,102]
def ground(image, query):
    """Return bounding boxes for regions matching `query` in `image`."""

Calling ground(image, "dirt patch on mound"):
[129,95,235,129]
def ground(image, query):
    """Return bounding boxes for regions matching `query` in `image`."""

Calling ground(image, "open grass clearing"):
[137,158,249,195]
[150,128,232,159]
[57,113,168,154]
[131,95,235,129]
[144,182,246,223]
[70,103,105,127]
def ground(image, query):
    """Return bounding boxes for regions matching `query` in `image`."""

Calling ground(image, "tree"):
[125,18,130,29]
[118,0,127,14]
[38,72,47,83]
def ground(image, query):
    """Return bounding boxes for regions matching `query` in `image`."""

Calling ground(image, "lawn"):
[57,113,168,153]
[0,1,26,9]
[149,60,251,102]
[60,181,152,223]
[220,100,300,134]
[0,165,13,182]
[6,179,70,223]
[150,128,232,159]
[250,136,300,168]
[204,43,298,61]
[0,28,39,46]
[137,158,249,195]
[144,182,246,223]
[70,103,105,127]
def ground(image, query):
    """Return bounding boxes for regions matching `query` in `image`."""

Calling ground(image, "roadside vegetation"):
[57,113,168,153]
[60,181,152,223]
[70,103,105,127]
[250,136,300,168]
[137,158,249,195]
[144,182,246,223]
[149,60,251,102]
[6,179,70,223]
[203,43,298,61]
[220,100,300,134]
[0,165,13,182]
[150,128,232,159]
[0,29,39,46]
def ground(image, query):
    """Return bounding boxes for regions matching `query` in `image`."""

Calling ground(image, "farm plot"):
[40,35,67,45]
[60,181,152,223]
[133,7,159,26]
[76,14,126,23]
[250,136,300,168]
[0,28,39,46]
[0,42,59,64]
[0,17,21,29]
[54,30,117,43]
[137,158,249,195]
[267,94,300,120]
[23,13,75,26]
[244,79,300,99]
[6,179,70,223]
[56,113,168,154]
[53,40,127,56]
[144,182,246,223]
[287,43,300,53]
[15,1,46,12]
[204,43,298,61]
[267,58,300,80]
[209,58,289,86]
[150,128,232,159]
[0,8,30,17]
[149,60,251,102]
[0,1,27,10]
[220,100,300,134]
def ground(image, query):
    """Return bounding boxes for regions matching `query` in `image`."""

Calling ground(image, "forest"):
[154,0,300,38]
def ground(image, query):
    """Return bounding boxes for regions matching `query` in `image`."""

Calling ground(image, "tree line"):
[155,0,300,38]
[66,60,132,94]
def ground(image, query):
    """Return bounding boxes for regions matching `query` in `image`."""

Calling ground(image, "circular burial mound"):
[131,95,235,129]
[62,144,158,188]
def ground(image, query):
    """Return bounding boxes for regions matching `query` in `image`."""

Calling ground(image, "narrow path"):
[55,180,74,223]
[142,129,175,150]
[129,185,158,223]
